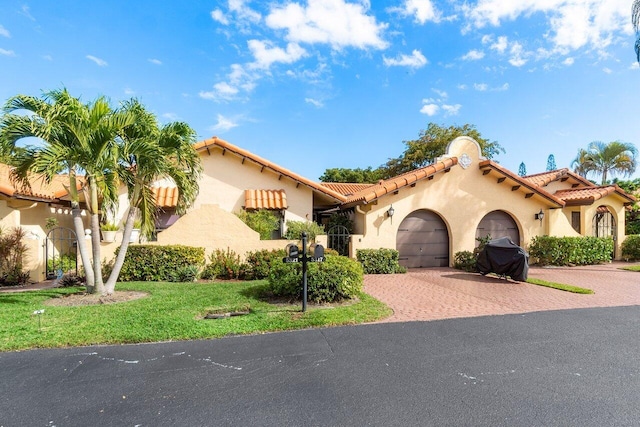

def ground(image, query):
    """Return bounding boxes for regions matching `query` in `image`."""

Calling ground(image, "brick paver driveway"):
[364,262,640,323]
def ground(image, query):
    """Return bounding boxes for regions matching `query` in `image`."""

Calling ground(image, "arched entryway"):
[593,205,616,257]
[476,210,520,244]
[396,210,449,268]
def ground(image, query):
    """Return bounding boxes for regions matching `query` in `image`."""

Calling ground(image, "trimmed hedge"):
[621,235,640,261]
[528,236,613,266]
[200,248,245,280]
[117,245,206,281]
[267,255,363,303]
[356,248,406,274]
[243,249,286,280]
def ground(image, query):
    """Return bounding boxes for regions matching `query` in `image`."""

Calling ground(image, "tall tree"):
[319,167,384,183]
[518,162,527,177]
[0,89,133,293]
[546,154,556,171]
[103,99,201,294]
[634,0,640,61]
[380,123,504,178]
[0,90,201,295]
[571,141,638,185]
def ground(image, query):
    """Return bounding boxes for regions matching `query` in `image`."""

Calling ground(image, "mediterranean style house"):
[1,135,636,281]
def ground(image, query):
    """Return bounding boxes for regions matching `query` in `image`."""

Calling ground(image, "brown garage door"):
[475,210,520,244]
[396,210,449,268]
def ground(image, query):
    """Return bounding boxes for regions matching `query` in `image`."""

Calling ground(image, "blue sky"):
[1,0,639,182]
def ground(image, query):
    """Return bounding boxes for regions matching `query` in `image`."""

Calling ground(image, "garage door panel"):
[476,210,519,244]
[397,210,449,268]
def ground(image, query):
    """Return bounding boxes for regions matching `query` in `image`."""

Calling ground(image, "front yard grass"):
[620,265,640,272]
[0,281,392,352]
[526,278,594,294]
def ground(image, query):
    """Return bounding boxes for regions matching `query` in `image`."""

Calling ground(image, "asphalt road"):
[1,306,638,427]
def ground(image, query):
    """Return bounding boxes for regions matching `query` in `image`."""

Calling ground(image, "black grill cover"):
[476,237,529,281]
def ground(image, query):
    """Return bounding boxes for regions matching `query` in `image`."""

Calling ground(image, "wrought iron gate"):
[44,227,78,280]
[327,225,350,256]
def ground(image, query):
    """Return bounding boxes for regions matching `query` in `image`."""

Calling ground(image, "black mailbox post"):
[282,232,324,312]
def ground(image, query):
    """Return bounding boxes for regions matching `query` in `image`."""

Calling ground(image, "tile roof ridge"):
[194,136,347,202]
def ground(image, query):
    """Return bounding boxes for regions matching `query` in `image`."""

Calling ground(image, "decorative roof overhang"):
[244,189,288,210]
[341,157,458,208]
[194,137,346,204]
[554,185,636,206]
[478,160,565,208]
[523,168,595,189]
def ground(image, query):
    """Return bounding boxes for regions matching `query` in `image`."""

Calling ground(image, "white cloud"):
[420,103,439,116]
[148,58,162,65]
[0,25,10,38]
[211,9,229,25]
[20,5,35,21]
[508,42,528,67]
[266,0,388,50]
[441,104,461,116]
[491,36,508,53]
[401,0,441,24]
[305,97,324,107]
[248,40,307,69]
[432,89,447,98]
[200,64,259,102]
[210,114,239,132]
[162,113,179,121]
[562,57,574,66]
[124,88,135,95]
[0,48,15,56]
[602,67,612,74]
[43,54,52,61]
[474,83,488,91]
[630,62,640,70]
[229,0,262,23]
[383,49,427,68]
[463,0,631,53]
[86,55,107,66]
[462,49,485,60]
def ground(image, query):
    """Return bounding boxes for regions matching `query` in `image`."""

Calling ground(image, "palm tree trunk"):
[68,171,95,292]
[104,207,138,294]
[88,179,106,294]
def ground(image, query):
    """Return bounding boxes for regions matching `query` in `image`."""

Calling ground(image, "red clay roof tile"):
[244,189,288,210]
[554,185,636,205]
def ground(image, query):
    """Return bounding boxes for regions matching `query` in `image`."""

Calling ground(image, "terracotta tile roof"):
[244,189,288,210]
[0,163,76,201]
[343,157,458,206]
[321,182,374,196]
[554,185,636,206]
[478,160,565,207]
[152,186,179,208]
[194,137,346,203]
[523,168,594,188]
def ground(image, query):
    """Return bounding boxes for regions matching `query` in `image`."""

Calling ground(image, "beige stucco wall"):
[196,149,314,227]
[353,137,583,265]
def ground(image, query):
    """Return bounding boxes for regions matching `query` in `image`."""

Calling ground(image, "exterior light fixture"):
[387,205,395,223]
[535,209,544,224]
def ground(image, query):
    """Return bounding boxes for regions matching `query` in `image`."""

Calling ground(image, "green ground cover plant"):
[0,281,391,352]
[620,264,640,272]
[526,278,594,294]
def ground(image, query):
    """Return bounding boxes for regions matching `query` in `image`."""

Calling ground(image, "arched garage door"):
[396,210,449,268]
[475,210,520,244]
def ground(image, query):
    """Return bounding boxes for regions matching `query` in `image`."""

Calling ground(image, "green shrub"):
[454,251,477,272]
[58,273,84,287]
[0,227,31,287]
[167,265,200,282]
[327,213,354,234]
[243,249,286,280]
[201,248,246,280]
[528,235,613,266]
[46,254,77,274]
[236,210,280,240]
[621,235,640,261]
[356,248,406,274]
[267,255,363,303]
[117,245,206,281]
[284,220,325,241]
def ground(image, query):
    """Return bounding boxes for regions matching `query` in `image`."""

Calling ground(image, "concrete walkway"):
[364,262,640,323]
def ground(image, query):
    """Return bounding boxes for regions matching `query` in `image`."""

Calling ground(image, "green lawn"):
[0,281,392,352]
[620,265,640,272]
[526,278,594,294]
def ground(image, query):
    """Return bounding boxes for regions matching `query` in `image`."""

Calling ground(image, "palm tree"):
[0,89,135,293]
[634,0,640,61]
[571,141,638,185]
[103,99,201,294]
